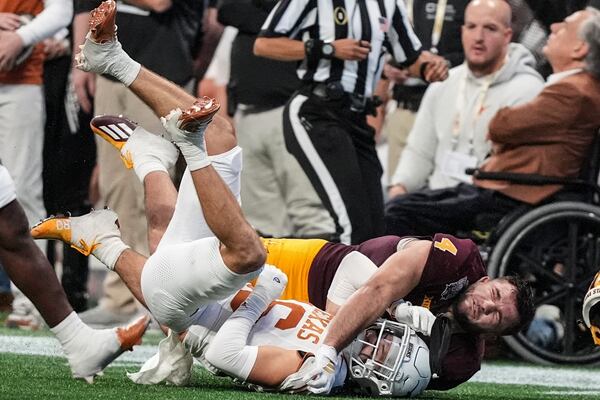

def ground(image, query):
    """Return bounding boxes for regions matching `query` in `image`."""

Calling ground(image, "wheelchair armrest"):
[466,168,585,186]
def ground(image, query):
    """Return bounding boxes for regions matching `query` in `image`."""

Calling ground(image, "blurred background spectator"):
[375,0,468,189]
[41,27,96,314]
[218,0,334,240]
[385,6,600,237]
[386,0,544,199]
[0,0,73,317]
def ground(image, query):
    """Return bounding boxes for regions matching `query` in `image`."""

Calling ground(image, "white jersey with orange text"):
[185,284,344,392]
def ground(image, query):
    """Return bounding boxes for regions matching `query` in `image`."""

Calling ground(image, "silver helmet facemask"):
[343,319,431,397]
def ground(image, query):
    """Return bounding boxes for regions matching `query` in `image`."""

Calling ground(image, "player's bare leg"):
[162,100,265,274]
[90,115,178,253]
[2,200,148,382]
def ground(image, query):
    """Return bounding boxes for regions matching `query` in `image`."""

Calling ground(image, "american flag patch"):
[379,16,389,32]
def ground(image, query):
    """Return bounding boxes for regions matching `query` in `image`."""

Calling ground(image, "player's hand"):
[304,344,338,394]
[393,302,436,336]
[0,13,21,31]
[332,39,370,61]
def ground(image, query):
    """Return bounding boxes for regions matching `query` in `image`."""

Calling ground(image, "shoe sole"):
[89,0,117,44]
[90,115,137,168]
[179,97,221,132]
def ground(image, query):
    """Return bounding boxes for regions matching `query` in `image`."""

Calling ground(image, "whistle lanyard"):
[451,69,496,153]
[406,0,447,53]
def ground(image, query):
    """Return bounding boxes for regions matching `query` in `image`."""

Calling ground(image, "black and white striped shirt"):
[259,0,422,98]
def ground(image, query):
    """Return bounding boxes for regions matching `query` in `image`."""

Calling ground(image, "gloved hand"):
[393,301,436,336]
[303,344,338,394]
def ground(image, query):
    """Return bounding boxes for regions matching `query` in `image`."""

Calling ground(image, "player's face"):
[453,277,519,333]
[358,330,395,365]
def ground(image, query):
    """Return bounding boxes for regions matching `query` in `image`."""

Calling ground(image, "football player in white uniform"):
[0,164,148,382]
[129,266,431,397]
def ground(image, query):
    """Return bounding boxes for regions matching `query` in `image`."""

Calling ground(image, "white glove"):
[303,344,338,394]
[393,302,436,336]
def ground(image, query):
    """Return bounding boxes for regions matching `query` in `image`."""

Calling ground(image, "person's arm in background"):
[488,82,583,145]
[193,4,224,87]
[72,6,95,114]
[218,0,275,34]
[387,84,440,198]
[385,0,448,83]
[197,26,237,121]
[0,0,73,71]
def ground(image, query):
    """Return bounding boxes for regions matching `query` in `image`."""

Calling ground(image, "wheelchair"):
[466,130,600,365]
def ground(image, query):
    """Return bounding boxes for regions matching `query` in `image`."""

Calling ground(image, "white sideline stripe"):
[545,391,600,396]
[470,363,600,390]
[0,335,158,365]
[288,95,351,244]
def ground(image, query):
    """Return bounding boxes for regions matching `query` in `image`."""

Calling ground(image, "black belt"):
[306,82,381,115]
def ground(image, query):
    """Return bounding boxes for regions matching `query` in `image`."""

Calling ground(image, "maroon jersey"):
[307,233,487,390]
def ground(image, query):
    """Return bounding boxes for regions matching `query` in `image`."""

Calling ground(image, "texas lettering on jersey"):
[229,286,333,351]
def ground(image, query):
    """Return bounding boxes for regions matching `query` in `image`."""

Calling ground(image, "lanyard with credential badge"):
[451,67,496,154]
[406,0,447,54]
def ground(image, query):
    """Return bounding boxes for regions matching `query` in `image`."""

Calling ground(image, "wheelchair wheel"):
[487,201,600,365]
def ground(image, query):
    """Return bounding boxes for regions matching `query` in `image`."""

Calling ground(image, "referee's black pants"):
[384,183,527,237]
[283,92,384,244]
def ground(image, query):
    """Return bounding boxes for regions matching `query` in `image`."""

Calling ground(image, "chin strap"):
[428,315,452,379]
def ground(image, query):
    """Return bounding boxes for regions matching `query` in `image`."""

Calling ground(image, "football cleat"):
[89,0,117,44]
[178,97,220,133]
[91,115,137,168]
[68,315,150,382]
[31,209,120,257]
[583,271,600,345]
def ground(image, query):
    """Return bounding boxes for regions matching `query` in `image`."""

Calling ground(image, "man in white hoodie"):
[387,0,544,198]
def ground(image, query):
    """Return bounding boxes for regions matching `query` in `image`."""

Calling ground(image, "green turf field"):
[1,326,600,400]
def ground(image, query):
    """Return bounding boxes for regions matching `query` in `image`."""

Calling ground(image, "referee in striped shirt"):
[255,0,449,245]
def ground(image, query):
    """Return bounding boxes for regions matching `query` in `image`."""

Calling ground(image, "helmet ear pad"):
[343,319,431,397]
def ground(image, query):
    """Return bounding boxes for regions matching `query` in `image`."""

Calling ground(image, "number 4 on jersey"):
[434,237,458,255]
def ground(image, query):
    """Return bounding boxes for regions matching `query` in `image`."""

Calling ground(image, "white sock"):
[93,237,130,270]
[176,141,210,171]
[125,127,178,182]
[78,32,141,86]
[51,311,88,346]
[161,109,210,171]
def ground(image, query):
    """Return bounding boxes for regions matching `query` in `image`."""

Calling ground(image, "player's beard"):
[451,294,486,334]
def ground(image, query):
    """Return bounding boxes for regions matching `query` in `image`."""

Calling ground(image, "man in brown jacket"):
[384,7,600,237]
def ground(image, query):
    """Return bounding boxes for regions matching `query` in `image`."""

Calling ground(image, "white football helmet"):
[343,319,430,397]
